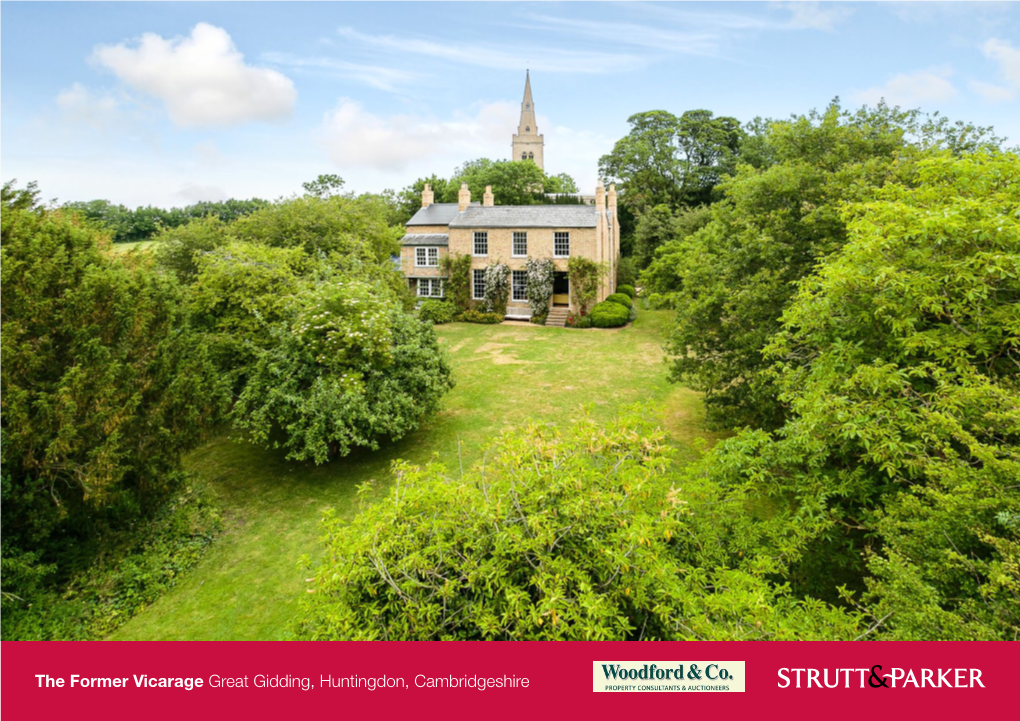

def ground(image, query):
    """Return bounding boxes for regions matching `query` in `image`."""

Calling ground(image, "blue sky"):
[2,1,1019,207]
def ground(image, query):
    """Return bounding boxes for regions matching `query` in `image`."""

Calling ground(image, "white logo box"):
[593,661,746,692]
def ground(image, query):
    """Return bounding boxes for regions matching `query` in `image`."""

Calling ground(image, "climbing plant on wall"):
[525,258,555,319]
[482,262,510,316]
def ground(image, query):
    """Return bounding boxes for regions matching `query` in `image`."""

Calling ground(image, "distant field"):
[110,308,724,641]
[112,240,158,253]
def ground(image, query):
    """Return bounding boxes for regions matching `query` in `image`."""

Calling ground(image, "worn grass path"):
[111,309,721,640]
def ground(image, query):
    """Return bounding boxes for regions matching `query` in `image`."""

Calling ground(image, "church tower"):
[511,70,544,170]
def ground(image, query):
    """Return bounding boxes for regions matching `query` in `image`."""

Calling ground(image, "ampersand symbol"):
[868,665,889,688]
[687,664,703,680]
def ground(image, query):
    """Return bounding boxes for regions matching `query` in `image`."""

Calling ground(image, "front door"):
[552,272,569,307]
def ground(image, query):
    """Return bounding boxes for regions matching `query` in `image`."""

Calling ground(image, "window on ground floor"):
[512,231,527,257]
[472,269,486,300]
[473,231,488,256]
[554,231,570,258]
[417,278,444,298]
[512,270,527,302]
[415,246,439,267]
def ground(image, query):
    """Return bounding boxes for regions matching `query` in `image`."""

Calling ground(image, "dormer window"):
[526,126,530,132]
[526,103,530,109]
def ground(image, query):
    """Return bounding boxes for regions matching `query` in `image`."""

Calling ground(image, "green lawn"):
[111,309,721,640]
[111,240,158,253]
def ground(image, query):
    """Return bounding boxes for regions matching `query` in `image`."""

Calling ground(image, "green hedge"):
[616,284,636,299]
[419,299,456,324]
[590,301,629,328]
[458,309,503,324]
[605,293,632,309]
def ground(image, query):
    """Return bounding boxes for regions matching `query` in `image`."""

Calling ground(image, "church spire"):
[511,70,544,169]
[518,70,537,136]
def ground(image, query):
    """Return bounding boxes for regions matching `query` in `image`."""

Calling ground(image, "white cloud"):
[523,15,721,56]
[92,22,296,128]
[319,98,613,194]
[176,183,229,203]
[850,68,958,107]
[775,2,853,31]
[969,79,1015,103]
[56,83,122,130]
[192,141,226,165]
[321,98,517,172]
[261,52,419,92]
[982,38,1020,89]
[335,26,643,74]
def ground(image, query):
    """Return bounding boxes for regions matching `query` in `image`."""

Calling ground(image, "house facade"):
[399,72,620,319]
[400,180,620,318]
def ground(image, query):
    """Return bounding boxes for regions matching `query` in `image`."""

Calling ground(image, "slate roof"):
[449,205,597,229]
[406,203,475,226]
[400,233,449,247]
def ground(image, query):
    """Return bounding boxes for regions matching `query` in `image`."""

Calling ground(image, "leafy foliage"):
[605,293,632,309]
[590,301,630,328]
[616,285,635,299]
[298,411,862,640]
[1,200,226,629]
[418,299,456,325]
[440,252,472,311]
[679,151,1020,640]
[457,309,504,324]
[567,256,608,316]
[599,109,742,216]
[659,101,1008,429]
[233,289,454,464]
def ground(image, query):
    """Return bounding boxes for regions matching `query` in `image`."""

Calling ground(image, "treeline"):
[1,182,454,638]
[300,103,1020,641]
[392,158,581,224]
[61,197,271,244]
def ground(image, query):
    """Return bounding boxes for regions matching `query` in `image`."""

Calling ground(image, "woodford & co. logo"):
[592,661,745,692]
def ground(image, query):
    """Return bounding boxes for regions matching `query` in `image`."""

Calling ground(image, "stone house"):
[399,71,618,319]
[400,180,620,319]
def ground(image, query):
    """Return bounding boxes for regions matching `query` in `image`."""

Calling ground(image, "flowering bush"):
[525,258,555,319]
[482,262,510,315]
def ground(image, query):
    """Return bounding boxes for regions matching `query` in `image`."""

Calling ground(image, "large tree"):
[657,101,1006,429]
[1,194,226,612]
[599,109,742,214]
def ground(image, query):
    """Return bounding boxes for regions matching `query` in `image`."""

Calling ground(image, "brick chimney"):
[595,179,606,209]
[607,183,617,213]
[421,183,434,209]
[458,183,471,212]
[483,185,494,207]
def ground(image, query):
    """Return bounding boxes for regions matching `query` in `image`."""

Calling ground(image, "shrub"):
[605,292,632,308]
[418,299,455,325]
[459,309,503,324]
[530,312,547,325]
[616,284,636,299]
[590,301,630,328]
[297,412,862,641]
[231,284,455,463]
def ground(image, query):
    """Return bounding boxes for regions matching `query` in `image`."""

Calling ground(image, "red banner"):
[2,641,1015,719]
